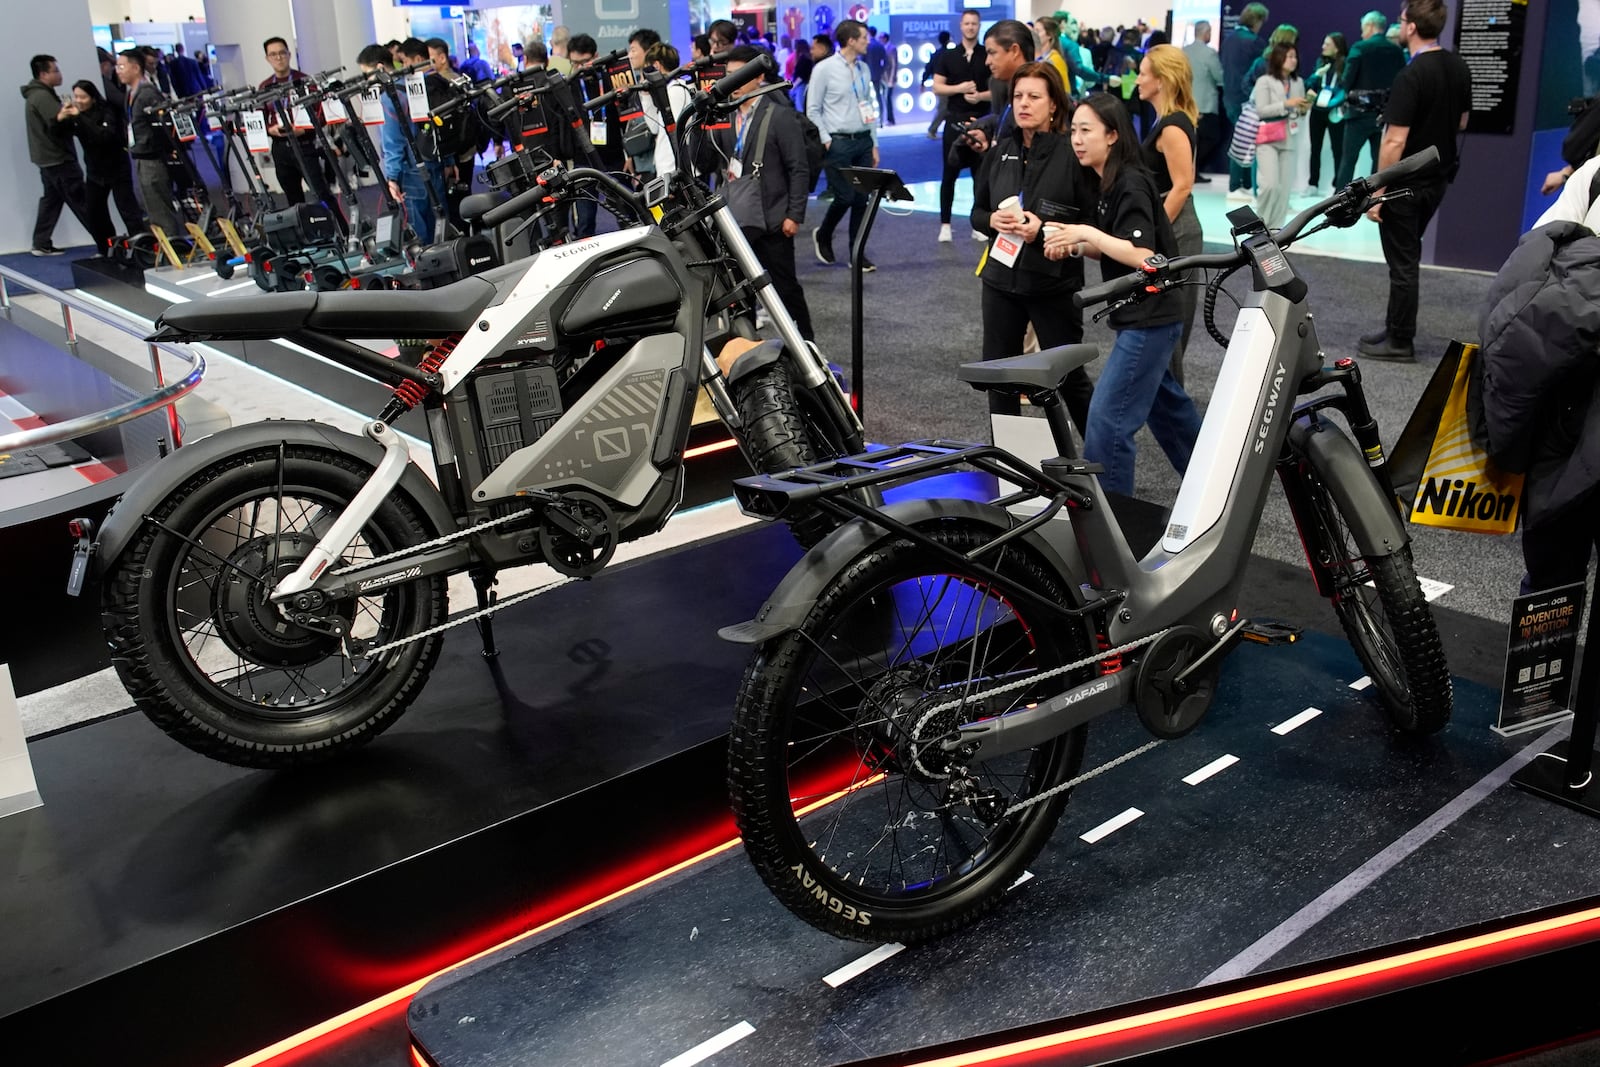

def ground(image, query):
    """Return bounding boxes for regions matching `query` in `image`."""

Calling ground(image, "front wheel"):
[730,359,834,547]
[102,446,448,767]
[1304,475,1452,734]
[728,521,1094,943]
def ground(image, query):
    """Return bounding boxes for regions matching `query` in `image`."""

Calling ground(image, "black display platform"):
[0,521,805,1067]
[405,628,1598,1067]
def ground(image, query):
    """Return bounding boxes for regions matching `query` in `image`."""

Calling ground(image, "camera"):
[946,118,987,164]
[1347,88,1389,115]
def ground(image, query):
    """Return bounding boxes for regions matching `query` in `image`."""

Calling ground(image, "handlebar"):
[1074,146,1442,310]
[701,52,775,104]
[480,165,644,228]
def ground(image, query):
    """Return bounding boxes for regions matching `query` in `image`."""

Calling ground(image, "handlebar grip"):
[482,185,544,228]
[1363,145,1440,190]
[1072,271,1146,309]
[706,53,775,102]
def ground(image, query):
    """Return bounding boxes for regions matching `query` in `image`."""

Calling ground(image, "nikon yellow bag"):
[1392,341,1523,534]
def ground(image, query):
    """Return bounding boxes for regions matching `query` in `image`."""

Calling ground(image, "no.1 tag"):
[362,86,384,125]
[243,110,270,152]
[406,72,428,122]
[990,232,1023,268]
[291,104,315,131]
[321,98,347,125]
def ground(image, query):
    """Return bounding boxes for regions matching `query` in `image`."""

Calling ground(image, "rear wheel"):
[1304,475,1452,734]
[728,521,1093,943]
[732,359,835,547]
[102,447,447,767]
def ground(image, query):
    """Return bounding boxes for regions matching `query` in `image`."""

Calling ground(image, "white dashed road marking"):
[1080,807,1144,844]
[1183,754,1240,785]
[1349,676,1373,690]
[1008,870,1036,891]
[661,1021,756,1067]
[823,943,906,988]
[1272,707,1323,735]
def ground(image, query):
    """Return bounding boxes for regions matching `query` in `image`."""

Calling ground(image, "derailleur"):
[946,770,1007,825]
[537,490,618,578]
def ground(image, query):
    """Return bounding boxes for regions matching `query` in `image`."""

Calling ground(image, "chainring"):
[536,490,618,578]
[1134,626,1218,739]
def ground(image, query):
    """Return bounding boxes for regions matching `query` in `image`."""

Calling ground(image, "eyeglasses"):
[266,50,290,58]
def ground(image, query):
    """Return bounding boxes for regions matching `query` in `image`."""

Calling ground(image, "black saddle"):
[958,345,1102,393]
[152,275,500,341]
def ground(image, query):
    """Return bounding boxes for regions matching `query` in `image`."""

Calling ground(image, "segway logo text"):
[790,863,872,925]
[1253,362,1288,454]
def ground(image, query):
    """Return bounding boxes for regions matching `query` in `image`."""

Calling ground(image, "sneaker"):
[1357,333,1416,362]
[1225,188,1253,202]
[972,228,986,240]
[1359,328,1390,347]
[30,245,63,256]
[856,257,877,273]
[1195,174,1213,184]
[812,229,835,265]
[938,223,953,243]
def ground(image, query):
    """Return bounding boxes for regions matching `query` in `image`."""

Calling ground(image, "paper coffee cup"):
[997,196,1020,213]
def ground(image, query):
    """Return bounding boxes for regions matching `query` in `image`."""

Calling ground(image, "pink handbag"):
[1255,119,1288,145]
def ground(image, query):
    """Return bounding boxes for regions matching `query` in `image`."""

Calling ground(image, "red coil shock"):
[388,334,461,411]
[1096,633,1123,676]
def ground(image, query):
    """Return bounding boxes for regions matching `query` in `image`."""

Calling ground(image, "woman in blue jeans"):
[1044,92,1202,496]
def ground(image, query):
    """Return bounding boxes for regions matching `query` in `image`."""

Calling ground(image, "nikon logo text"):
[1415,477,1516,524]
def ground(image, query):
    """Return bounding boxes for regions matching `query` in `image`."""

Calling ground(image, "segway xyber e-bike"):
[722,148,1453,943]
[69,55,865,768]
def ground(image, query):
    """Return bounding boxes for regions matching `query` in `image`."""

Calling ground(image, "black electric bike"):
[71,56,863,768]
[722,149,1453,943]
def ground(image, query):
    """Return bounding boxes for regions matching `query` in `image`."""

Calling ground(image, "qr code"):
[1535,663,1548,680]
[1518,668,1532,683]
[1552,659,1564,675]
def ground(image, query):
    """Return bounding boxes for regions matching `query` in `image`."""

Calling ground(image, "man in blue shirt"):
[360,42,443,244]
[805,19,881,271]
[1220,2,1268,194]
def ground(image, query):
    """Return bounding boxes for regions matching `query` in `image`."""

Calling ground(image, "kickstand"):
[471,569,500,659]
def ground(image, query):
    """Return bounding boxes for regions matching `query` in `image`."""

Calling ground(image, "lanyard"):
[1408,43,1440,64]
[735,99,757,157]
[849,59,868,102]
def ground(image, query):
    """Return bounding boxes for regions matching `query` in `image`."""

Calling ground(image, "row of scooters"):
[103,55,630,293]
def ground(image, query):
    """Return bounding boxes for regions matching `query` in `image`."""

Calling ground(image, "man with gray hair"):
[1183,21,1224,181]
[1334,10,1406,188]
[547,26,572,75]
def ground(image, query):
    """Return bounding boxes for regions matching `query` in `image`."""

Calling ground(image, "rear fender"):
[719,496,1082,645]
[88,420,455,582]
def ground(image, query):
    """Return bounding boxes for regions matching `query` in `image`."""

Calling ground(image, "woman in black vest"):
[970,61,1093,432]
[61,80,138,253]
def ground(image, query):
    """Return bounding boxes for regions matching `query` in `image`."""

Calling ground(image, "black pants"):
[746,227,815,341]
[940,123,981,223]
[817,133,874,252]
[1308,109,1345,188]
[1377,180,1445,343]
[33,160,91,250]
[1195,112,1223,172]
[271,135,337,211]
[1334,111,1380,189]
[980,283,1092,431]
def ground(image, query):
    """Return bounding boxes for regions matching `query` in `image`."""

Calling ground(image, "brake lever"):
[1360,187,1414,214]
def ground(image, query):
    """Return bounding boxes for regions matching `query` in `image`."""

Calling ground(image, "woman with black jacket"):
[970,61,1093,432]
[61,80,140,253]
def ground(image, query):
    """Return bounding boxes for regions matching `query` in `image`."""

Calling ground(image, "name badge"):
[857,98,879,126]
[727,158,742,180]
[590,119,608,146]
[990,232,1023,268]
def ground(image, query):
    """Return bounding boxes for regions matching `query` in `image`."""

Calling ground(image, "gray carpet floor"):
[789,208,1520,626]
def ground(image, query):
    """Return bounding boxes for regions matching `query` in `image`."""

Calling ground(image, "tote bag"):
[1228,100,1260,166]
[1390,340,1523,534]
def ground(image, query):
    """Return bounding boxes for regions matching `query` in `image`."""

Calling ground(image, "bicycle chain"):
[909,629,1169,780]
[329,506,538,576]
[361,575,577,659]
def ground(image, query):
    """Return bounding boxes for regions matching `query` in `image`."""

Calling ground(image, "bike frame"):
[728,157,1441,762]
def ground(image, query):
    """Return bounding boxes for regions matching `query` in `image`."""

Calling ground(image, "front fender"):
[719,496,1083,644]
[89,420,455,582]
[1287,416,1408,557]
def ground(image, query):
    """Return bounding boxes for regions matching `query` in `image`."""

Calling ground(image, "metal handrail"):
[0,264,205,453]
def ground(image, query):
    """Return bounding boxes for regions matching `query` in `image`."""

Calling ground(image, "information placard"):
[362,85,385,125]
[172,111,197,143]
[406,72,429,122]
[1497,581,1584,735]
[243,109,270,152]
[1457,0,1526,135]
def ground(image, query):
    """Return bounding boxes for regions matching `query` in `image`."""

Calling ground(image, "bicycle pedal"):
[1240,620,1302,645]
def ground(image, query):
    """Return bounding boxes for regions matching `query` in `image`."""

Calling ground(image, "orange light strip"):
[232,766,885,1067]
[684,437,739,459]
[223,833,747,1067]
[901,904,1600,1066]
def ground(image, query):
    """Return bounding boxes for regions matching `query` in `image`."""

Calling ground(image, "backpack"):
[796,112,826,192]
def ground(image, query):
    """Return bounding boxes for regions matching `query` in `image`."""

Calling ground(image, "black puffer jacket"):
[1474,219,1600,527]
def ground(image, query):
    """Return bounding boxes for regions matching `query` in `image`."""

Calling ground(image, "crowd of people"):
[18,4,1481,503]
